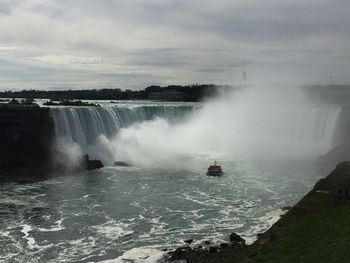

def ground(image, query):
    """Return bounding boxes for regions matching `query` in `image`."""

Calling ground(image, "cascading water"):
[50,104,195,163]
[50,88,342,167]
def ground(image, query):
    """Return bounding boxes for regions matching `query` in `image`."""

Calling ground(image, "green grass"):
[254,206,350,263]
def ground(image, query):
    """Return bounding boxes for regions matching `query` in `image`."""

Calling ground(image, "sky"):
[0,0,349,90]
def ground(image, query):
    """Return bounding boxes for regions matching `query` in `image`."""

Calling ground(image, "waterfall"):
[270,105,341,144]
[49,90,343,167]
[50,104,194,154]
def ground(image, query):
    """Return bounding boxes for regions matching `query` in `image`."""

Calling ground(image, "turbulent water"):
[0,89,343,262]
[50,102,195,156]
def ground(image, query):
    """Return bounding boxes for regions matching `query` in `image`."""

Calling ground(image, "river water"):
[0,92,341,262]
[0,158,319,262]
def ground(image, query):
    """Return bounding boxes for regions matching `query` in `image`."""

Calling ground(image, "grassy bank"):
[254,206,350,263]
[248,162,350,263]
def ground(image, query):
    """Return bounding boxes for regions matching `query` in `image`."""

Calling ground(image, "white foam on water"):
[0,197,28,206]
[94,220,134,240]
[257,209,287,228]
[55,237,98,262]
[20,224,36,249]
[43,215,51,220]
[242,208,287,244]
[0,231,10,237]
[101,248,165,263]
[38,218,65,232]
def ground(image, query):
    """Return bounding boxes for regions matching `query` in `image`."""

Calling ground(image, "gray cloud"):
[0,0,349,90]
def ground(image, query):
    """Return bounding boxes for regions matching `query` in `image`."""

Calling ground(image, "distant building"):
[148,90,186,101]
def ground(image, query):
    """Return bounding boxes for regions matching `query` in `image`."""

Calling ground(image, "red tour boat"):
[207,161,224,176]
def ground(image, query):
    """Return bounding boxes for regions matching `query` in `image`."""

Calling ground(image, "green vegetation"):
[254,206,350,263]
[10,98,36,105]
[0,98,39,108]
[43,100,100,107]
[0,84,232,102]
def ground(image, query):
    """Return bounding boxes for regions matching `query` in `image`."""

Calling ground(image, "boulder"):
[168,246,192,261]
[229,232,245,246]
[114,161,131,167]
[220,243,230,249]
[209,246,218,253]
[84,155,104,170]
[184,239,194,244]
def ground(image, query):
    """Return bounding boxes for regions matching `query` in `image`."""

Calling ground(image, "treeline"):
[304,84,350,104]
[0,84,231,102]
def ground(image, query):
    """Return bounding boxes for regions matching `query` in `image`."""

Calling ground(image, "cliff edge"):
[0,104,53,183]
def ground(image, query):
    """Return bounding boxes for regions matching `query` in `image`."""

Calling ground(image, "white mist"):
[92,85,340,167]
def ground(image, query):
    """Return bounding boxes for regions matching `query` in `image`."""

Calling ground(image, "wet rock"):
[257,232,264,238]
[114,161,131,167]
[229,232,245,246]
[220,243,230,249]
[184,239,194,244]
[168,246,192,261]
[177,246,192,251]
[281,206,292,211]
[209,246,218,253]
[84,155,104,170]
[85,159,104,170]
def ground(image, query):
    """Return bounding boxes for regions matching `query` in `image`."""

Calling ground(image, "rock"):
[86,160,104,170]
[177,246,192,251]
[168,246,192,261]
[114,161,131,167]
[84,155,104,170]
[184,239,194,244]
[204,240,212,245]
[220,243,229,249]
[209,246,218,253]
[229,232,245,245]
[88,160,103,170]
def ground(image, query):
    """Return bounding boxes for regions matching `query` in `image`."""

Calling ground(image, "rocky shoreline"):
[164,232,247,262]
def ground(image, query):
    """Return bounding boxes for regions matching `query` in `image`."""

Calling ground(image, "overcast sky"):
[0,0,349,90]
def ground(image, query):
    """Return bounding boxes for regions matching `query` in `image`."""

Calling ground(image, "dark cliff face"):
[0,105,54,182]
